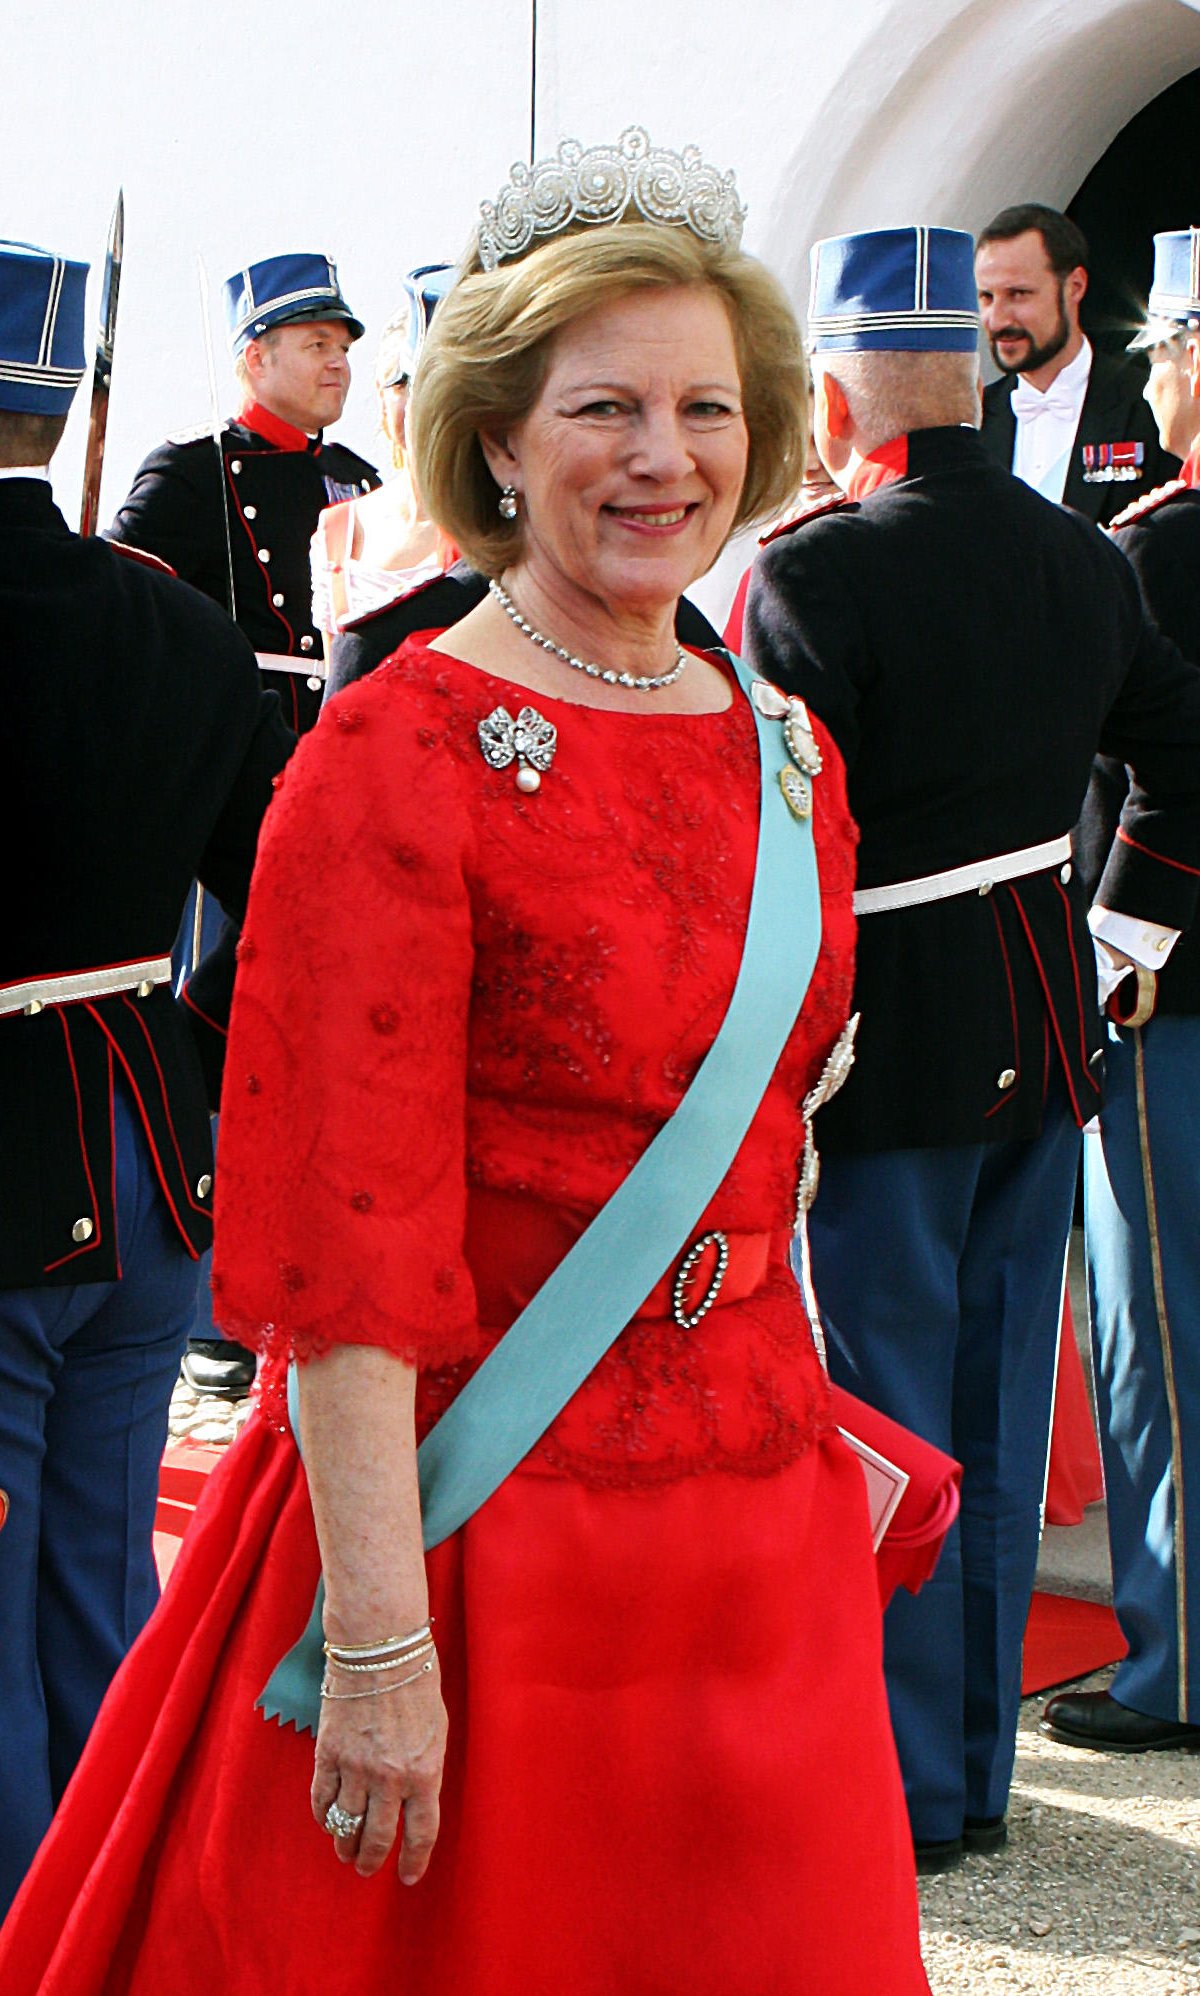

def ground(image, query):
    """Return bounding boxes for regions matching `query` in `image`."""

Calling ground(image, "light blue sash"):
[260,652,823,1733]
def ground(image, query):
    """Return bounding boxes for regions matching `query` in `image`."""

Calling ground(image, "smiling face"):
[482,285,749,623]
[975,230,1085,380]
[248,317,353,431]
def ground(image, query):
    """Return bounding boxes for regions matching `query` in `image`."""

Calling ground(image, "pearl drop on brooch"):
[515,766,541,794]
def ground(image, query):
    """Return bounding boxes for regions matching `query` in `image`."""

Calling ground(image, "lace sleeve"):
[210,675,482,1375]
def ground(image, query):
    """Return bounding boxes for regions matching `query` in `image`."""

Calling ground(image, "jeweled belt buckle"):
[672,1229,730,1329]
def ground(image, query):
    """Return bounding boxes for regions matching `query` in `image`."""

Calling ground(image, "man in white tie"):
[975,204,1176,524]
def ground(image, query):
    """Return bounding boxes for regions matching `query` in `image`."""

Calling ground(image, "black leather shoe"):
[963,1814,1007,1855]
[913,1836,963,1876]
[181,1339,257,1401]
[1040,1690,1200,1753]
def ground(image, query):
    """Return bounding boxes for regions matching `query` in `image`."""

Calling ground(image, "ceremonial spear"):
[79,189,124,538]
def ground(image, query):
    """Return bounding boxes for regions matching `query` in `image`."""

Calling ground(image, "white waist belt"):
[256,649,326,682]
[1,955,173,1019]
[852,835,1072,916]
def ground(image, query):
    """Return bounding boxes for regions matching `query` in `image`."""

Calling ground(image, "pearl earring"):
[498,484,519,520]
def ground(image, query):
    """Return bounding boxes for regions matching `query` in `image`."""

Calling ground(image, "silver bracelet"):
[319,1659,436,1701]
[323,1621,432,1665]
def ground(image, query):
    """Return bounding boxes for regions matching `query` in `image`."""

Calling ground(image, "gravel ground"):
[167,1377,1199,1991]
[921,1670,1200,1994]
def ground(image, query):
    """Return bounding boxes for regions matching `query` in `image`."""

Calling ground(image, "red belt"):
[466,1189,782,1330]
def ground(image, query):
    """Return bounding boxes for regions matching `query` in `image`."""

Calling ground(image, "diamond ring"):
[324,1800,366,1839]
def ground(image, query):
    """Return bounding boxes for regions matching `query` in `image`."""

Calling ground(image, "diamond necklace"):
[488,579,688,693]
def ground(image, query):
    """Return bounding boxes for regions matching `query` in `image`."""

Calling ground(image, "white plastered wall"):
[2,0,1198,621]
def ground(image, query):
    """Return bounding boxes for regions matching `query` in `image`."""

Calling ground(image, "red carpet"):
[1021,1590,1127,1696]
[154,1443,225,1585]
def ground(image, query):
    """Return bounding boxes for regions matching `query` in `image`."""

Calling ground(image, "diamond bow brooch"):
[477,704,557,793]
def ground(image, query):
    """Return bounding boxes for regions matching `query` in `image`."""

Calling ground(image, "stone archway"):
[757,0,1200,295]
[697,0,1200,623]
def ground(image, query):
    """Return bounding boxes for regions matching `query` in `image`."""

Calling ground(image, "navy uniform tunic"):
[0,475,293,1915]
[109,403,379,733]
[744,423,1200,1845]
[1077,472,1200,1726]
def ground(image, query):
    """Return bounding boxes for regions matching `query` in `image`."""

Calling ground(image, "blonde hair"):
[409,220,808,575]
[233,325,282,397]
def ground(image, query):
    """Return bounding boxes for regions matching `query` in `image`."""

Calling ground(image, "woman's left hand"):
[311,1655,448,1882]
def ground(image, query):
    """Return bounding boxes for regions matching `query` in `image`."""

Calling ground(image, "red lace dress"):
[0,641,928,1996]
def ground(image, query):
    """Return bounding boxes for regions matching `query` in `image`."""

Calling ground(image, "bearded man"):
[976,203,1176,525]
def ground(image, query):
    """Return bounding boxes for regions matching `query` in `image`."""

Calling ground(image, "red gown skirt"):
[1,1415,929,1996]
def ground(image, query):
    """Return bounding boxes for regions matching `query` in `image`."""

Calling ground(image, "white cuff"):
[1087,906,1180,971]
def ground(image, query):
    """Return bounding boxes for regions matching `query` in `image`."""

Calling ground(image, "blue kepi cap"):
[223,252,365,356]
[0,242,88,414]
[808,227,979,354]
[1128,227,1200,350]
[376,263,456,389]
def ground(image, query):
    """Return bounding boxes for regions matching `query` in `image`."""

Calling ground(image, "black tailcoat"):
[325,559,725,699]
[108,413,379,733]
[1,480,294,1286]
[1079,483,1200,1016]
[980,349,1179,526]
[745,427,1200,1154]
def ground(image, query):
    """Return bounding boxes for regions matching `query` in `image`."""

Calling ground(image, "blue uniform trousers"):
[807,1088,1081,1842]
[1084,1017,1200,1722]
[0,1083,199,1916]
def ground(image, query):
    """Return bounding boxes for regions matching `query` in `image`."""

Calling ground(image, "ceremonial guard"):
[0,240,292,1917]
[109,252,379,736]
[744,226,1200,1871]
[1043,229,1200,1756]
[975,204,1176,525]
[109,253,378,1398]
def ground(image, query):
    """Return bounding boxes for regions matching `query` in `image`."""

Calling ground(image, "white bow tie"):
[1011,376,1078,424]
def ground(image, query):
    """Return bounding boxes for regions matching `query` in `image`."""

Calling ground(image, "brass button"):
[1154,936,1170,953]
[72,1217,95,1244]
[300,635,314,652]
[23,999,44,1016]
[258,548,271,563]
[978,880,993,897]
[1060,862,1072,884]
[997,1068,1016,1091]
[137,979,155,998]
[196,1173,213,1199]
[230,459,242,474]
[306,676,322,692]
[244,504,257,519]
[272,591,285,607]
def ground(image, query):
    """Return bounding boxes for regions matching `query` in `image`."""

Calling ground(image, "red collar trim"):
[1181,442,1200,490]
[237,400,318,453]
[846,436,909,501]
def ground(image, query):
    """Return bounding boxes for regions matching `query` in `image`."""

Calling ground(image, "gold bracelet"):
[323,1642,436,1675]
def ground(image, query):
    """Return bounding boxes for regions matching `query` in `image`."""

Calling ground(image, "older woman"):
[0,132,929,1995]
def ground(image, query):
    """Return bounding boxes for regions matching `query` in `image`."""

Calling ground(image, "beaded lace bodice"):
[212,638,858,1487]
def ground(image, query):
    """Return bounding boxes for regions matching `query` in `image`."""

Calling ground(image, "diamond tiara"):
[476,126,747,272]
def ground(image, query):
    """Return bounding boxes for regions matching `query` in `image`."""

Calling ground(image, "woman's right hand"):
[311,1658,448,1882]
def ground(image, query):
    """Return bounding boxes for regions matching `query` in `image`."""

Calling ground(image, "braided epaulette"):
[759,491,855,546]
[1108,478,1188,532]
